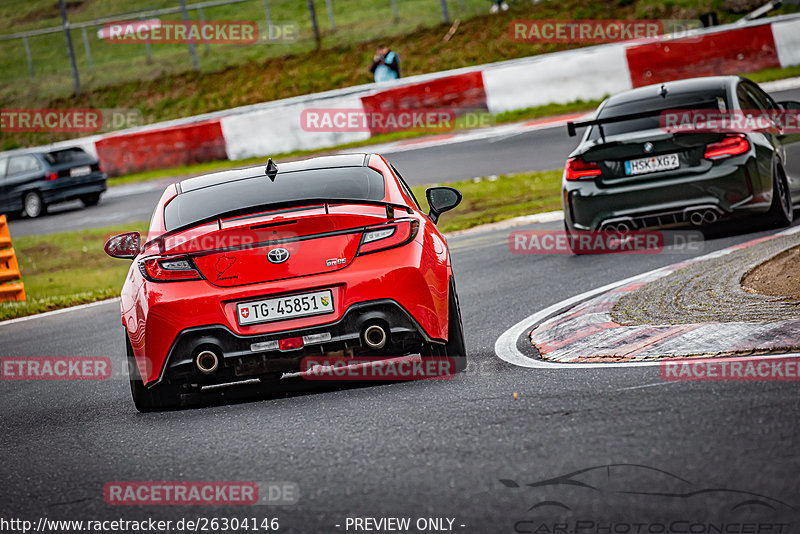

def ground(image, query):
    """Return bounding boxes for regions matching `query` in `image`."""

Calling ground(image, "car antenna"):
[659,84,668,98]
[265,158,278,181]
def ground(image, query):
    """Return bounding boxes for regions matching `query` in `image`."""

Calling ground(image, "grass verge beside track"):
[0,222,147,321]
[0,169,561,320]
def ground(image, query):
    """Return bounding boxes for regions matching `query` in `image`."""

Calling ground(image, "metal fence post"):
[325,0,336,31]
[138,15,154,64]
[22,36,34,78]
[306,0,321,49]
[81,26,93,71]
[391,0,399,22]
[179,0,200,71]
[439,0,450,23]
[58,0,81,95]
[197,7,211,54]
[263,0,273,41]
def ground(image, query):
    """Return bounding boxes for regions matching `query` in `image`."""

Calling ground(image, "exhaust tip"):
[689,211,705,226]
[363,324,388,350]
[688,209,720,226]
[196,350,219,375]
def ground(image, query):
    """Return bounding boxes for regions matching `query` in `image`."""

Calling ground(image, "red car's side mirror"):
[104,232,141,259]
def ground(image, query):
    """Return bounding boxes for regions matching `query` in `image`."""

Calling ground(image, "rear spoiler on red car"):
[567,99,721,140]
[145,198,413,252]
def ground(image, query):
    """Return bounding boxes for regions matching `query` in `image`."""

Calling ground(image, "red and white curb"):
[494,225,800,369]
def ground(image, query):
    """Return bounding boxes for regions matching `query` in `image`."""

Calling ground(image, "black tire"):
[564,223,586,255]
[22,191,46,218]
[126,334,179,412]
[426,278,468,374]
[80,193,101,207]
[765,162,793,228]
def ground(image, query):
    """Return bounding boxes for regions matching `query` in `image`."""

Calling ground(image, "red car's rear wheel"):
[424,278,467,374]
[126,333,180,412]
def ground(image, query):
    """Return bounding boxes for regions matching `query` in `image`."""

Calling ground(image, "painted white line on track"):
[494,224,800,369]
[616,382,674,391]
[0,298,120,327]
[761,76,800,92]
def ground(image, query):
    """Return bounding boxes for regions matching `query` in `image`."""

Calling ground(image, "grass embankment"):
[1,222,147,321]
[0,169,561,320]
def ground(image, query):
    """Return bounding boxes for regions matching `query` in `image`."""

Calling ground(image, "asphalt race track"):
[2,88,800,530]
[12,85,800,238]
[3,216,800,529]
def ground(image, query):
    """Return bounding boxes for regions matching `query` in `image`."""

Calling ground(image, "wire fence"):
[0,0,496,100]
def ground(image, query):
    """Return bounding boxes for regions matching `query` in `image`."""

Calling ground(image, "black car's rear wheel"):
[80,193,101,207]
[766,162,793,228]
[23,191,46,218]
[564,223,586,255]
[126,334,179,412]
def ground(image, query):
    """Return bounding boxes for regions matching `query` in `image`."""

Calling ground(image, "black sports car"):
[563,76,800,234]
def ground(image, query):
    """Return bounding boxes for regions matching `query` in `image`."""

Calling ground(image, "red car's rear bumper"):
[123,238,450,385]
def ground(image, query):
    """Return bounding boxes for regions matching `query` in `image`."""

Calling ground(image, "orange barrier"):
[0,215,25,302]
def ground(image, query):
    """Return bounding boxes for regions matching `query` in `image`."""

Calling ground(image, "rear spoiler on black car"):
[566,99,722,141]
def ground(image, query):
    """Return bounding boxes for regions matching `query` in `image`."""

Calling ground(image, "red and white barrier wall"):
[4,16,800,175]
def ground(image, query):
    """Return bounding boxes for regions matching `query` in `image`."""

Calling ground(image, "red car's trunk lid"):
[164,205,388,287]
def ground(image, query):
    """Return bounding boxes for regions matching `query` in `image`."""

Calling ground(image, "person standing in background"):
[370,45,400,83]
[489,0,509,13]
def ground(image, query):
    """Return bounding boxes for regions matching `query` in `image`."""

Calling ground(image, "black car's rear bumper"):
[564,158,770,231]
[41,173,107,204]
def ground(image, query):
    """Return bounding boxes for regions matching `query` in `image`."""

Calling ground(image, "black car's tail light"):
[139,257,203,282]
[565,156,602,181]
[704,134,750,160]
[46,172,58,181]
[357,220,419,255]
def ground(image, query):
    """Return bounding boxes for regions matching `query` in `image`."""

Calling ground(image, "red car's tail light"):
[139,257,203,282]
[46,172,58,181]
[357,220,419,255]
[565,156,602,181]
[704,134,750,160]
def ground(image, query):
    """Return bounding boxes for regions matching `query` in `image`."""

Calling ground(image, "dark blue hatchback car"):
[0,147,107,218]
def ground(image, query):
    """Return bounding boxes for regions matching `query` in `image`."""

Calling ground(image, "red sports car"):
[105,154,466,411]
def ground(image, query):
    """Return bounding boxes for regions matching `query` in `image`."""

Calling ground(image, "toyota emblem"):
[267,248,290,264]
